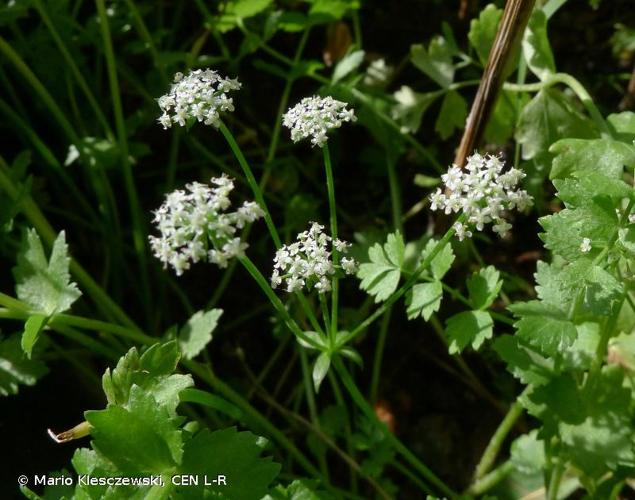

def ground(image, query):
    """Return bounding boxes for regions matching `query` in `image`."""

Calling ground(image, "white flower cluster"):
[149,176,264,275]
[282,96,356,147]
[430,153,533,240]
[157,69,241,129]
[271,222,358,293]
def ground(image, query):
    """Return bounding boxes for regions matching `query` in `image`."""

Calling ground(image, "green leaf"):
[510,430,545,475]
[406,282,443,321]
[332,50,365,83]
[515,89,597,163]
[21,314,48,359]
[0,332,48,396]
[13,229,81,316]
[86,386,183,474]
[530,373,585,424]
[102,342,193,415]
[445,310,493,354]
[540,198,617,261]
[493,335,552,386]
[391,86,440,133]
[466,265,502,310]
[553,172,633,207]
[559,368,635,476]
[411,36,454,88]
[312,352,331,393]
[434,90,467,140]
[468,4,502,65]
[522,10,556,81]
[420,237,455,280]
[514,313,578,357]
[178,428,280,500]
[549,138,635,180]
[179,309,222,360]
[357,231,405,302]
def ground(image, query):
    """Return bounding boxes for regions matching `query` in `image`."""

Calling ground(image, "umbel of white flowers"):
[157,69,241,129]
[282,96,356,147]
[149,175,263,275]
[272,222,358,293]
[430,153,533,241]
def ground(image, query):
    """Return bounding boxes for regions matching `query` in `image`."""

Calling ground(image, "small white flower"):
[431,153,533,240]
[149,175,263,275]
[283,96,356,147]
[580,237,592,253]
[157,69,241,129]
[629,213,635,224]
[272,222,357,293]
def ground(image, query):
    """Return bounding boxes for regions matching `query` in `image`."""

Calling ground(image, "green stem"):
[219,120,282,248]
[472,399,525,480]
[95,0,149,310]
[547,461,565,500]
[322,144,340,343]
[334,359,457,498]
[465,461,513,496]
[238,256,319,348]
[369,307,391,403]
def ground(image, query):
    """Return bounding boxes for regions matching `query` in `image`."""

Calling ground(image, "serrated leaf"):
[515,314,577,358]
[102,342,193,415]
[540,198,617,260]
[445,310,493,354]
[357,231,404,302]
[549,138,635,180]
[420,237,455,280]
[468,4,502,65]
[511,430,545,475]
[0,333,48,396]
[522,10,555,81]
[467,265,502,310]
[179,309,222,360]
[515,89,597,163]
[86,386,183,474]
[21,314,48,359]
[178,428,280,500]
[332,50,364,83]
[312,352,331,393]
[13,230,81,316]
[435,90,467,140]
[411,36,454,88]
[406,282,442,321]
